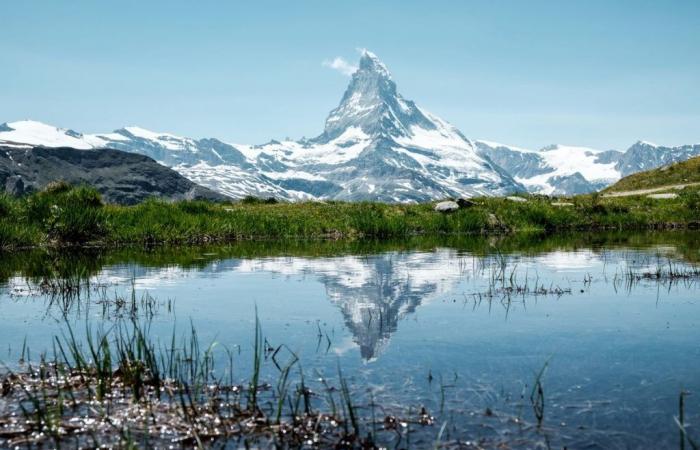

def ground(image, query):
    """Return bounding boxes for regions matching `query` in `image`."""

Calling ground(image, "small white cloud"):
[322,57,357,76]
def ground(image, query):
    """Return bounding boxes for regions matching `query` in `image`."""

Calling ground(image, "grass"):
[0,313,449,449]
[1,183,700,251]
[605,156,700,193]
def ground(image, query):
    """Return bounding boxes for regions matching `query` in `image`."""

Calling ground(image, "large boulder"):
[4,175,25,196]
[434,200,460,213]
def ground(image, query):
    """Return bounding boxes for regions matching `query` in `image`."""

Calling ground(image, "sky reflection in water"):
[1,236,699,448]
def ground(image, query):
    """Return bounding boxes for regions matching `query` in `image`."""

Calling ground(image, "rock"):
[647,193,678,199]
[4,176,24,196]
[487,213,501,227]
[434,201,460,213]
[456,198,475,208]
[506,196,527,203]
[551,202,574,207]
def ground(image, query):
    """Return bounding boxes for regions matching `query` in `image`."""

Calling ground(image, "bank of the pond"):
[1,185,700,250]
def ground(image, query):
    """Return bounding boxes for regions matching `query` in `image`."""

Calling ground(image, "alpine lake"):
[1,231,699,449]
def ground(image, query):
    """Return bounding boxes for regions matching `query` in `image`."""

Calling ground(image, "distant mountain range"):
[476,140,700,195]
[1,51,698,200]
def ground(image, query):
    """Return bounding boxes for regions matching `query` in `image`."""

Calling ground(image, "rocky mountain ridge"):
[2,51,698,199]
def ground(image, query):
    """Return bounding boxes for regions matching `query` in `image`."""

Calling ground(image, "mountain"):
[0,52,523,202]
[615,141,700,177]
[476,140,700,196]
[0,145,229,204]
[0,120,288,200]
[1,51,698,199]
[234,51,524,201]
[475,141,623,195]
[603,155,700,195]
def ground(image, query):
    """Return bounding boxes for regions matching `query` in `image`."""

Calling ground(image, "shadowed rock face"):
[615,142,700,177]
[0,146,230,205]
[547,173,607,195]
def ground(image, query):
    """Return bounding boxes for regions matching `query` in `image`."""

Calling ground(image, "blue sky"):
[2,0,698,149]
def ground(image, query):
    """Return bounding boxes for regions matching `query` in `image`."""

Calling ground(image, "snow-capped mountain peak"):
[633,140,659,148]
[321,51,441,143]
[357,50,392,79]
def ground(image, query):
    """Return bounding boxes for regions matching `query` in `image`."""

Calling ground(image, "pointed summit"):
[357,50,392,80]
[320,50,438,142]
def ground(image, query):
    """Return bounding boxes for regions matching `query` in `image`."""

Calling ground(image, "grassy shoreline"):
[2,184,700,250]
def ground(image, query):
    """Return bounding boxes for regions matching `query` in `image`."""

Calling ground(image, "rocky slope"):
[603,155,700,194]
[0,145,229,204]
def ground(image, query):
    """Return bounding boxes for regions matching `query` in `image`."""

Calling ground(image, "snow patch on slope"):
[0,121,94,149]
[523,145,620,194]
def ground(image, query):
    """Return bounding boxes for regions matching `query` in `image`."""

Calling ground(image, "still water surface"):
[1,232,699,448]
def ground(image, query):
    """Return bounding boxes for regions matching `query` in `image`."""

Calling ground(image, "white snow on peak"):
[520,144,620,194]
[262,170,326,181]
[240,126,371,166]
[122,126,180,141]
[0,120,94,150]
[118,126,197,151]
[636,140,659,147]
[394,108,485,173]
[540,144,603,154]
[475,140,533,153]
[359,49,391,79]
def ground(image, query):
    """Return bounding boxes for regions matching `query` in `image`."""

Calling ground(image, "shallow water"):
[1,232,700,448]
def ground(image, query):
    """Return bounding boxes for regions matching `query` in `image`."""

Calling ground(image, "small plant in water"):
[530,359,550,428]
[676,390,699,450]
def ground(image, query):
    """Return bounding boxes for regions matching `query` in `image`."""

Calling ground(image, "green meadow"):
[1,182,700,250]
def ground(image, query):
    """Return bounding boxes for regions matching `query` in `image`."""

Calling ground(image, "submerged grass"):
[0,312,464,449]
[1,184,700,250]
